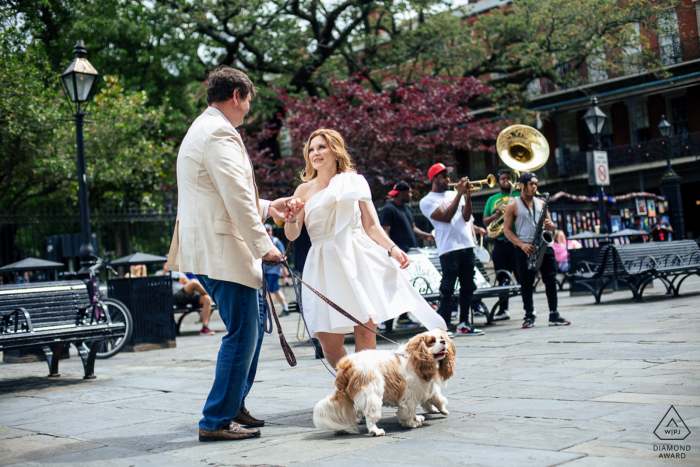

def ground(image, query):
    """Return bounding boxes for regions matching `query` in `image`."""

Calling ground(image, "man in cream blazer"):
[166,66,301,442]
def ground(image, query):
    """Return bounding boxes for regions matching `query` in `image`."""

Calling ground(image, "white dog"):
[313,329,456,436]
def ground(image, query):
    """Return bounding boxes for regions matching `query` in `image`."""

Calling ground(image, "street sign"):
[587,150,610,186]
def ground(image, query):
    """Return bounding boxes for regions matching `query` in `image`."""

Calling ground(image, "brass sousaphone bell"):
[496,124,550,173]
[486,124,550,238]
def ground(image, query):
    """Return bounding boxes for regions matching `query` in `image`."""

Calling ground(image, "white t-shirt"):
[155,269,186,293]
[419,191,476,256]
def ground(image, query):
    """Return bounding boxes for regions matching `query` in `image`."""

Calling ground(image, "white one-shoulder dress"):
[301,172,447,337]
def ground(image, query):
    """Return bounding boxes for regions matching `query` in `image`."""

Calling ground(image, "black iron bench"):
[570,241,700,303]
[414,255,521,325]
[173,302,220,335]
[0,280,126,378]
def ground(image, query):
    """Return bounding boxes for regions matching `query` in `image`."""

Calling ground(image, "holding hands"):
[264,197,305,263]
[269,197,305,222]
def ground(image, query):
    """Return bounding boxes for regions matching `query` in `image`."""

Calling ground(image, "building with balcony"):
[458,0,700,239]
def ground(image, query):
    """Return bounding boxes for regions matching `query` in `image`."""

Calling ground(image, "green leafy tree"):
[0,26,70,210]
[155,0,449,96]
[0,22,177,211]
[81,76,178,210]
[7,0,205,131]
[361,0,683,119]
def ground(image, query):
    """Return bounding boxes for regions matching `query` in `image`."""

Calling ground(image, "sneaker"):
[200,326,216,336]
[548,312,571,326]
[377,322,387,331]
[445,331,455,338]
[472,306,486,318]
[451,311,458,319]
[455,322,485,336]
[522,317,535,328]
[493,310,511,321]
[395,318,420,329]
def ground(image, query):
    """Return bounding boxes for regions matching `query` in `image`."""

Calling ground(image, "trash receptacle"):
[107,275,175,351]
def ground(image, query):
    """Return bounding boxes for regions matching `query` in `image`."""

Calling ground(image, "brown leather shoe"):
[232,407,265,427]
[198,422,261,442]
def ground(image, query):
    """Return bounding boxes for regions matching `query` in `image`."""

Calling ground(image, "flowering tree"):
[248,74,502,200]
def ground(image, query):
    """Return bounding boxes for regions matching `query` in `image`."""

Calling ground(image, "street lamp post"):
[658,115,685,240]
[582,97,609,237]
[60,40,100,270]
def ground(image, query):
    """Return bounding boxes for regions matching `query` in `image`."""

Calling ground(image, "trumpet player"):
[503,173,570,329]
[483,169,520,321]
[419,163,484,337]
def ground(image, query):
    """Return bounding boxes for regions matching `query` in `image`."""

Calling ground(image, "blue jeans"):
[197,275,266,431]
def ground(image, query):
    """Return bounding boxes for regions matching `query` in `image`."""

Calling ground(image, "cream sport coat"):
[166,107,274,289]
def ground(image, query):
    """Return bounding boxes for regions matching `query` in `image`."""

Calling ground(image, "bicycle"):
[79,257,134,359]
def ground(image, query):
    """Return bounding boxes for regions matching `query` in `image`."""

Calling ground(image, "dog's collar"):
[393,352,407,358]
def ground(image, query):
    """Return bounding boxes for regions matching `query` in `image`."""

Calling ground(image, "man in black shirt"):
[380,181,434,331]
[628,216,647,243]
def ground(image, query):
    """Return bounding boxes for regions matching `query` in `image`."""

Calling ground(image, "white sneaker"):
[493,310,511,321]
[455,322,485,336]
[446,331,455,338]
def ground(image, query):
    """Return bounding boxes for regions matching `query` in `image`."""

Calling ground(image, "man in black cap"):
[482,168,520,321]
[503,172,570,329]
[380,181,435,331]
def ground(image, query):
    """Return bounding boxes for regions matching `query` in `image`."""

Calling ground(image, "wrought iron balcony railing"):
[556,132,700,177]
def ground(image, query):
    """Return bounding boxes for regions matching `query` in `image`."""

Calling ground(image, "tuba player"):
[482,168,520,321]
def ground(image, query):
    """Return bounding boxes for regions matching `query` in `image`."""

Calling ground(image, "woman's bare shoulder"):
[294,181,314,197]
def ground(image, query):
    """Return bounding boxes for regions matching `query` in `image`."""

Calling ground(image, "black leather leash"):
[261,258,400,377]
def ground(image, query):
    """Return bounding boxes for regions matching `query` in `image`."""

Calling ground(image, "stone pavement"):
[1,277,699,466]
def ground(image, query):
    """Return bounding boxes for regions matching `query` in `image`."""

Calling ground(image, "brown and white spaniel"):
[313,329,456,436]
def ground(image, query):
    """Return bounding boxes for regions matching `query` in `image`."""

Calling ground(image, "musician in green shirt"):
[482,169,520,321]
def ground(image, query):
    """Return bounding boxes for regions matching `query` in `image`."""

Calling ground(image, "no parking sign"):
[587,150,610,186]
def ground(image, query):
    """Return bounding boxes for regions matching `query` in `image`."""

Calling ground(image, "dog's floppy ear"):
[406,335,437,382]
[438,337,456,380]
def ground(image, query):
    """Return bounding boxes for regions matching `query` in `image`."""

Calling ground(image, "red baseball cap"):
[428,163,453,180]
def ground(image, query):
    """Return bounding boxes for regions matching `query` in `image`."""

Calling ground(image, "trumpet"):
[449,174,497,192]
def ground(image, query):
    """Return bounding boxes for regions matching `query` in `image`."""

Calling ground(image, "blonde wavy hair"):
[300,129,356,182]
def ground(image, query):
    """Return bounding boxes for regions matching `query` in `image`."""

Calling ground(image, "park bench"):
[412,249,521,325]
[570,240,700,303]
[0,280,126,378]
[173,302,219,335]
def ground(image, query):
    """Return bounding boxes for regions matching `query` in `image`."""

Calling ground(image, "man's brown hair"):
[206,65,257,105]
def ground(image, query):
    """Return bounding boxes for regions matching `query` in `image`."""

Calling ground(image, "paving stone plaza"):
[1,278,699,466]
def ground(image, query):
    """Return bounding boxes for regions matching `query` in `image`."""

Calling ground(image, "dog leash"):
[261,258,400,376]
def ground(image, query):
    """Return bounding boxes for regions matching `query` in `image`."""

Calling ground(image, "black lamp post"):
[582,97,609,236]
[60,40,100,270]
[658,114,685,239]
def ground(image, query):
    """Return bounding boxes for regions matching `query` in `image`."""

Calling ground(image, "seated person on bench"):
[156,258,215,336]
[650,217,673,242]
[552,230,581,273]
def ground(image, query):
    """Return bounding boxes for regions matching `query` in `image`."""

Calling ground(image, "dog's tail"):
[313,359,359,433]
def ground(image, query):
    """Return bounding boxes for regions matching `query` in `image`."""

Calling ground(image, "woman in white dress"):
[285,129,446,369]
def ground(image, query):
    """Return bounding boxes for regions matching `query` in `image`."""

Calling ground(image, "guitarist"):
[503,173,571,329]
